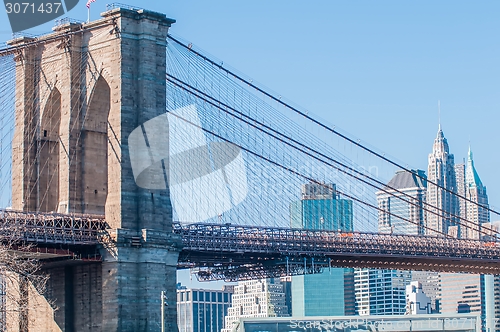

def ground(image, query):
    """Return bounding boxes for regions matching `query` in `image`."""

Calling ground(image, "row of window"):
[178,290,232,303]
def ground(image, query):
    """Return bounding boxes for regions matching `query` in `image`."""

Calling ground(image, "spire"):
[438,100,441,131]
[433,118,448,154]
[466,145,482,188]
[435,100,444,142]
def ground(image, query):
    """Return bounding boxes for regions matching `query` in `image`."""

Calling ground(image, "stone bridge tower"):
[6,7,180,331]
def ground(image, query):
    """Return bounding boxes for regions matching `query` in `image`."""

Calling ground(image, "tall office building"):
[177,284,233,332]
[438,272,500,332]
[455,163,467,233]
[376,169,439,312]
[426,125,459,237]
[459,147,489,239]
[354,269,412,316]
[221,279,289,332]
[290,183,353,231]
[439,273,484,315]
[439,147,493,331]
[377,169,427,235]
[356,170,434,316]
[484,274,500,332]
[455,148,490,240]
[290,183,355,316]
[482,222,500,332]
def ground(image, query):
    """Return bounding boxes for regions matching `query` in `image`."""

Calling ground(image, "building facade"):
[439,147,493,331]
[377,169,427,235]
[406,281,432,314]
[221,279,289,332]
[426,126,459,237]
[357,170,430,316]
[290,183,353,232]
[177,285,233,332]
[355,269,412,316]
[439,274,483,316]
[412,271,440,313]
[455,147,490,240]
[290,183,355,316]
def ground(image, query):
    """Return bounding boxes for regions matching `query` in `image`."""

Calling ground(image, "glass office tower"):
[290,182,355,316]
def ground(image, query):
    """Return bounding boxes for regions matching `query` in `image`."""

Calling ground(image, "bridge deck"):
[173,222,500,279]
[1,211,499,279]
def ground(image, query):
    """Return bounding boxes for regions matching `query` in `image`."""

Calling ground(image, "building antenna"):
[438,100,441,130]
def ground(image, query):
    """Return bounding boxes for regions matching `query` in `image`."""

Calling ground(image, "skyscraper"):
[290,183,355,316]
[356,170,429,316]
[439,147,493,331]
[426,125,459,237]
[455,147,489,240]
[465,147,490,238]
[290,183,353,232]
[377,169,427,235]
[455,163,467,233]
[439,273,484,315]
[354,269,412,316]
[375,169,439,312]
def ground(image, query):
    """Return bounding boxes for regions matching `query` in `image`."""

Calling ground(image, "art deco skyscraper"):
[426,125,459,237]
[439,147,494,331]
[465,147,490,236]
[455,147,489,239]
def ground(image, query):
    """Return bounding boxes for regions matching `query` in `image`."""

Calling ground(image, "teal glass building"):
[290,198,353,231]
[290,183,355,317]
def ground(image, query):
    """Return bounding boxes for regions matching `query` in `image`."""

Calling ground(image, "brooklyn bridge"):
[0,4,498,331]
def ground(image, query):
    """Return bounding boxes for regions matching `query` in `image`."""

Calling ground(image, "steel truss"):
[0,209,106,245]
[174,222,500,280]
[1,211,500,279]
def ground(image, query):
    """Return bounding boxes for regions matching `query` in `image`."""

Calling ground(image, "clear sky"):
[2,1,498,208]
[1,1,499,286]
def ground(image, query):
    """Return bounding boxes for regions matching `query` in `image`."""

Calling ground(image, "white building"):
[221,279,289,332]
[177,284,233,332]
[354,269,411,316]
[426,125,459,237]
[406,281,432,314]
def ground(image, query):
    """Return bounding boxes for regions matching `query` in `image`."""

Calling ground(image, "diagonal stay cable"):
[167,34,499,219]
[166,75,495,240]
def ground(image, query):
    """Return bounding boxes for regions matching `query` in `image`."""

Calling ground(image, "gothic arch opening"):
[82,76,110,214]
[38,88,61,212]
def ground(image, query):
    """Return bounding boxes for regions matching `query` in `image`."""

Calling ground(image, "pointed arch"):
[38,87,61,212]
[82,76,110,214]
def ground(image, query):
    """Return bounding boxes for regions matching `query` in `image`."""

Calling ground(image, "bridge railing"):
[0,210,106,245]
[173,222,500,261]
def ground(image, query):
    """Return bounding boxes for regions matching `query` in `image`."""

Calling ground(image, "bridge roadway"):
[1,210,500,279]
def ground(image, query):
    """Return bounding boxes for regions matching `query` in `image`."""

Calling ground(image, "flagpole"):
[87,6,90,23]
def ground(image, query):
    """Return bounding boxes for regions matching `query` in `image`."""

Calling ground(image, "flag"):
[86,0,96,8]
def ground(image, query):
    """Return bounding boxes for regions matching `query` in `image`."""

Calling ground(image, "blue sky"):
[1,0,499,288]
[2,0,498,209]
